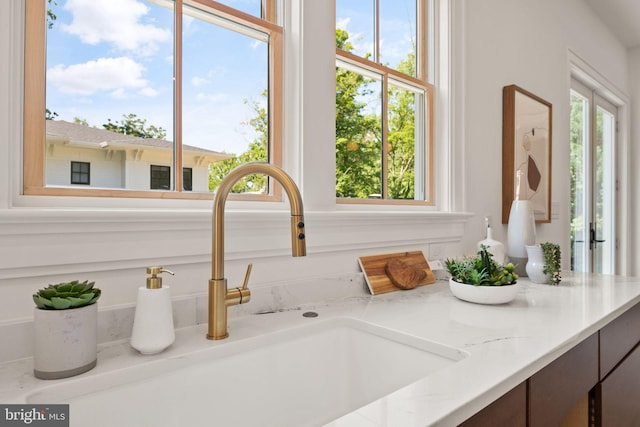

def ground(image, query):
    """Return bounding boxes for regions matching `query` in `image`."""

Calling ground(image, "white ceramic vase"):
[477,225,506,265]
[33,303,98,379]
[525,245,550,284]
[507,199,536,276]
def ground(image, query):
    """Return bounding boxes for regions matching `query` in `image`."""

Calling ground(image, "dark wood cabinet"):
[599,302,640,379]
[592,302,640,426]
[460,303,640,426]
[458,382,526,427]
[593,344,640,426]
[528,333,598,427]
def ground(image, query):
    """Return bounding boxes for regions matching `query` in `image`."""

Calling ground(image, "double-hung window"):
[335,0,433,204]
[24,0,282,199]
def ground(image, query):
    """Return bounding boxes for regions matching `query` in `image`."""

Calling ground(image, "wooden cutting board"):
[358,251,436,295]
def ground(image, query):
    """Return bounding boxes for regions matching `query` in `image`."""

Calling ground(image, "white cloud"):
[195,92,227,102]
[191,76,210,87]
[138,87,159,97]
[336,17,351,30]
[47,57,155,97]
[61,0,171,53]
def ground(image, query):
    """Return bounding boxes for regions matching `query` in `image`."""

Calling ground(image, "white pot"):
[33,303,98,380]
[525,245,551,284]
[449,278,520,305]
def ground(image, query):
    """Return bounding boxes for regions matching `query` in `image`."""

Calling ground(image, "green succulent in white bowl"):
[445,246,518,286]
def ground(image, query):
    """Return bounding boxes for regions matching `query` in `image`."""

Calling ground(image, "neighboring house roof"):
[46,120,232,161]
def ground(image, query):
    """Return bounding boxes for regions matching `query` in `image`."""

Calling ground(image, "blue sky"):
[336,0,416,71]
[46,0,416,155]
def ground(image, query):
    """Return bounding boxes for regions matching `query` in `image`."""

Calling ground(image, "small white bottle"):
[131,267,175,355]
[477,217,506,265]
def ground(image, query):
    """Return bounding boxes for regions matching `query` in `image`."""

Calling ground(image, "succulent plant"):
[445,246,518,286]
[33,280,101,310]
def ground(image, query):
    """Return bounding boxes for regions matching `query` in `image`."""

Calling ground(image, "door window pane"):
[594,104,615,274]
[570,91,588,272]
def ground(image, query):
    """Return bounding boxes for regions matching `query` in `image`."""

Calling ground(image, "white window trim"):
[0,0,470,280]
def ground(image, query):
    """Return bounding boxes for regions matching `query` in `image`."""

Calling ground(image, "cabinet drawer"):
[528,333,598,427]
[599,302,640,379]
[459,382,526,427]
[594,343,640,426]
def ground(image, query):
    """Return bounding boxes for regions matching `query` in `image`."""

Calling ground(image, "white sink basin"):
[26,317,466,427]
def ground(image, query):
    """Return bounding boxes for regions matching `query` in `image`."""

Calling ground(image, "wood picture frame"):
[502,85,552,223]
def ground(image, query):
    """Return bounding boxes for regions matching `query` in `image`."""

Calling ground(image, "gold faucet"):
[208,162,306,340]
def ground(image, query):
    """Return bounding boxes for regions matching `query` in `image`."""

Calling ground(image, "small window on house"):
[70,161,90,185]
[183,168,193,192]
[150,165,170,190]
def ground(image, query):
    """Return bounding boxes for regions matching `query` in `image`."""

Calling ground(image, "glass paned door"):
[570,81,617,274]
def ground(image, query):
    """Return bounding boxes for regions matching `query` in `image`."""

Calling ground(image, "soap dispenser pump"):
[131,267,175,355]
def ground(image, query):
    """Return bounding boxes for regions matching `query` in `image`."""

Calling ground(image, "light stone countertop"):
[2,272,640,426]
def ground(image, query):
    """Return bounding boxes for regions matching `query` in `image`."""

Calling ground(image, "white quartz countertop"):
[3,272,640,426]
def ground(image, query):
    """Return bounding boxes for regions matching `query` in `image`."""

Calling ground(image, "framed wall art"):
[502,85,552,223]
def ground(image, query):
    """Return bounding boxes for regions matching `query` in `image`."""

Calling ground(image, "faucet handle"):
[226,263,252,306]
[241,263,253,290]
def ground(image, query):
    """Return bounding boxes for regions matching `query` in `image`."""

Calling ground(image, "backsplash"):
[0,272,368,364]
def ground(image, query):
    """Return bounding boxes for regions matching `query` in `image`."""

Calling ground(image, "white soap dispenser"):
[477,216,506,264]
[131,267,175,355]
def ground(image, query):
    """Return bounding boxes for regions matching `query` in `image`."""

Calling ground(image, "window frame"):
[3,0,469,285]
[70,161,90,185]
[23,0,283,201]
[335,0,434,206]
[182,167,193,191]
[150,165,171,190]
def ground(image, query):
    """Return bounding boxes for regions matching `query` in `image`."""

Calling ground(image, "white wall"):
[0,0,634,325]
[460,0,630,270]
[630,47,640,274]
[46,145,125,188]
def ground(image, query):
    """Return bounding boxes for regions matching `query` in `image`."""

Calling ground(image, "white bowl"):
[449,278,520,305]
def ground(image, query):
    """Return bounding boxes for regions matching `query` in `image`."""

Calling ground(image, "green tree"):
[47,0,57,30]
[569,95,585,270]
[45,108,58,120]
[335,29,382,198]
[103,113,167,139]
[335,29,418,199]
[208,95,268,193]
[387,52,417,199]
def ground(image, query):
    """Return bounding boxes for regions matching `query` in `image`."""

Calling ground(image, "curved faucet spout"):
[208,162,306,340]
